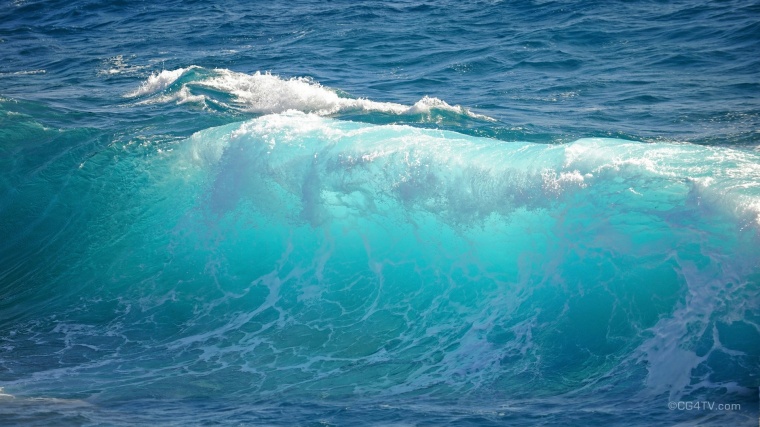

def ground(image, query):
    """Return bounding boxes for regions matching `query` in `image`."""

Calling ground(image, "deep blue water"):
[1,0,759,425]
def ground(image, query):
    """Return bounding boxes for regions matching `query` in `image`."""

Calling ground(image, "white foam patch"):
[541,169,587,195]
[127,67,492,119]
[177,114,760,231]
[0,387,13,399]
[198,69,403,115]
[97,55,148,76]
[407,95,494,120]
[0,69,45,77]
[126,66,197,97]
[564,138,760,231]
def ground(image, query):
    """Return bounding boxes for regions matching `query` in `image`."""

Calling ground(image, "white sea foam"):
[127,67,492,119]
[564,138,760,230]
[197,69,406,115]
[125,66,197,97]
[0,69,45,77]
[97,55,148,76]
[541,169,587,195]
[406,95,494,120]
[178,113,760,232]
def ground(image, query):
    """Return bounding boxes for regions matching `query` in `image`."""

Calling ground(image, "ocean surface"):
[1,0,759,425]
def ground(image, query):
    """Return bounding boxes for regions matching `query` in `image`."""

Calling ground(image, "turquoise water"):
[1,1,760,425]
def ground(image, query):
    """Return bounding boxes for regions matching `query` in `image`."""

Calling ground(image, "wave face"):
[1,111,758,425]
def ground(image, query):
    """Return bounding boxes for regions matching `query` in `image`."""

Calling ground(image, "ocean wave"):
[179,112,760,230]
[168,115,760,402]
[1,113,757,421]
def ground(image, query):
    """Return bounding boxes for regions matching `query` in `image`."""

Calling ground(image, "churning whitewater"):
[127,67,491,119]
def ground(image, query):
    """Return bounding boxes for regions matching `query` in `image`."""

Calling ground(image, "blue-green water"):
[1,1,759,425]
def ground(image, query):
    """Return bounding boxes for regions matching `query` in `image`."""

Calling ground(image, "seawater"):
[1,1,759,425]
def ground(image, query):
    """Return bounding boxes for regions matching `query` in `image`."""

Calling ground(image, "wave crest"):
[126,67,492,120]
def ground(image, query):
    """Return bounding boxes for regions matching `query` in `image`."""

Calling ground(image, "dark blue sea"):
[1,0,759,425]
